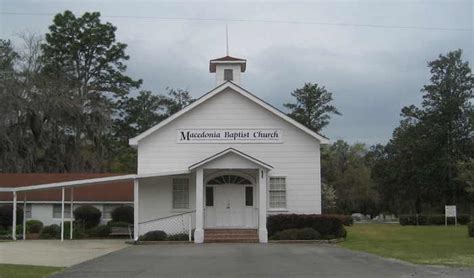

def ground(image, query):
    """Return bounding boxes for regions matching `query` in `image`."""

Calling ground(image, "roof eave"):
[188,148,273,171]
[129,81,329,146]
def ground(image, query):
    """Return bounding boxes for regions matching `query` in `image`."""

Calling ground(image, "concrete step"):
[204,229,258,243]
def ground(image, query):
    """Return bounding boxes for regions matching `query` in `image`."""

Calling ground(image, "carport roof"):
[0,173,133,202]
[0,170,190,194]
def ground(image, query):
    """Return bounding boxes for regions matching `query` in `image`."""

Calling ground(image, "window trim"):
[172,178,190,209]
[268,176,287,210]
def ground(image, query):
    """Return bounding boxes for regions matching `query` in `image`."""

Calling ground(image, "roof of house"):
[0,173,133,202]
[129,81,330,146]
[209,55,247,72]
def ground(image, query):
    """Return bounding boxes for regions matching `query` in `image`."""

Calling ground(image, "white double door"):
[205,184,256,228]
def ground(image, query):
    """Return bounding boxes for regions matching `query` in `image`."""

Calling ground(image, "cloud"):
[1,0,472,145]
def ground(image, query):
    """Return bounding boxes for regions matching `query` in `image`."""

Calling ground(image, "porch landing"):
[204,229,258,243]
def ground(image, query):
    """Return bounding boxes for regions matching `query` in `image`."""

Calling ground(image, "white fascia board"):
[0,188,14,192]
[188,148,273,171]
[136,170,190,179]
[128,81,330,146]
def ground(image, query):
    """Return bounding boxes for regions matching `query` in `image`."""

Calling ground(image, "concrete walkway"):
[53,243,473,278]
[0,240,128,267]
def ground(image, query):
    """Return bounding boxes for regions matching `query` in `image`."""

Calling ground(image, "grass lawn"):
[340,224,474,267]
[0,264,64,278]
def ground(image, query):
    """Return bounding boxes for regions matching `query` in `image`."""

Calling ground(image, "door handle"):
[226,203,230,209]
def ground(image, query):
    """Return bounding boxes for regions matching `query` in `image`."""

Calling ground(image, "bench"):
[109,226,133,237]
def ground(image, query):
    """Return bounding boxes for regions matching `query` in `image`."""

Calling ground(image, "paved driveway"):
[53,243,473,278]
[0,240,128,267]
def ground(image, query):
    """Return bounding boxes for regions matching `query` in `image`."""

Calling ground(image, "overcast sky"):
[1,0,472,145]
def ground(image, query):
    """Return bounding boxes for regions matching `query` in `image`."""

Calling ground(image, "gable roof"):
[210,56,247,72]
[211,56,246,62]
[129,81,330,146]
[188,148,273,171]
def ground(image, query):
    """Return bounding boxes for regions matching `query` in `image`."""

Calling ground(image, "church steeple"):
[209,56,246,86]
[209,27,246,86]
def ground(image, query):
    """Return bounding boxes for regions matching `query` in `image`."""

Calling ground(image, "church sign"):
[177,129,282,143]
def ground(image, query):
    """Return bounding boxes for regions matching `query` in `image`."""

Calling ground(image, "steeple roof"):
[209,55,246,72]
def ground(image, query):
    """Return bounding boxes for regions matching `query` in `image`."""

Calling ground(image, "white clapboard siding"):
[137,87,321,214]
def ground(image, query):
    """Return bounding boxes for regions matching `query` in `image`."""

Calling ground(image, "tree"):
[115,90,170,140]
[111,88,195,173]
[372,49,473,215]
[284,83,341,133]
[40,10,142,172]
[164,87,194,115]
[321,140,379,216]
[419,50,473,204]
[321,183,337,213]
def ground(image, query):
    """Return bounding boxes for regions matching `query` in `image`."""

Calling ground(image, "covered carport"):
[0,171,189,241]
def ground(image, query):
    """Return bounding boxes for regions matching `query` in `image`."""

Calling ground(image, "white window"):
[53,204,71,218]
[25,204,32,219]
[103,204,122,219]
[269,177,286,209]
[173,178,189,209]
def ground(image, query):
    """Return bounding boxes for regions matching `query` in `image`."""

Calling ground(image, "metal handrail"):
[138,210,196,225]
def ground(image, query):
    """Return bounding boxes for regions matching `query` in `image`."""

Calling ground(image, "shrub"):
[267,214,345,239]
[167,233,189,241]
[26,220,43,233]
[62,222,87,239]
[399,214,471,226]
[88,225,110,237]
[107,221,130,228]
[297,228,321,240]
[457,215,471,225]
[468,222,474,238]
[335,226,347,238]
[327,215,353,226]
[270,228,321,240]
[0,205,23,229]
[73,205,101,229]
[40,224,61,239]
[139,230,167,241]
[111,206,134,224]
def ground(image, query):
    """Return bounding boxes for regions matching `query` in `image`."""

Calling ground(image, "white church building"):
[2,55,329,243]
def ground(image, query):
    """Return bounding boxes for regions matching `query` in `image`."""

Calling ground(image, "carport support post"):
[23,196,26,240]
[12,191,17,240]
[194,168,204,243]
[133,179,139,241]
[61,187,65,242]
[70,188,74,240]
[258,169,268,243]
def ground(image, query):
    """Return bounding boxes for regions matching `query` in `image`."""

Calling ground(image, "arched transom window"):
[207,175,252,185]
